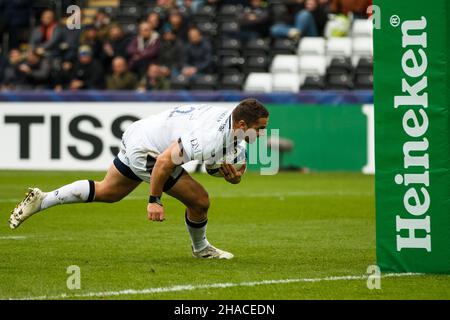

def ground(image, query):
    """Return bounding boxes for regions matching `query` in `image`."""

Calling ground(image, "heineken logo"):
[393,17,431,252]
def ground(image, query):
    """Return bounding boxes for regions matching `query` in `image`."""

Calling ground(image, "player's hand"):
[220,163,243,184]
[147,203,165,222]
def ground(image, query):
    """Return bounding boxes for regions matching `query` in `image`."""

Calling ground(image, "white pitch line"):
[124,191,373,201]
[0,236,27,240]
[0,198,21,203]
[0,191,373,204]
[10,272,422,300]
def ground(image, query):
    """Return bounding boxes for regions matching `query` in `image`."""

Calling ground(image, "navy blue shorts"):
[113,157,185,192]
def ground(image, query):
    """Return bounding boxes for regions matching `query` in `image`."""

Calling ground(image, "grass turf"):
[0,170,449,300]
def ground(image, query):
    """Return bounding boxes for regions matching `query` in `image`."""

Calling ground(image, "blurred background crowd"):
[0,0,373,91]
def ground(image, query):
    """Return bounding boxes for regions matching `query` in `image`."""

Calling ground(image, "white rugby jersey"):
[125,104,236,164]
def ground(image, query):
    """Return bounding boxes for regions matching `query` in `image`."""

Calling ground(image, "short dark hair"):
[232,98,269,126]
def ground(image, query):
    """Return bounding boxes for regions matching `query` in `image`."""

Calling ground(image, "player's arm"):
[147,141,183,222]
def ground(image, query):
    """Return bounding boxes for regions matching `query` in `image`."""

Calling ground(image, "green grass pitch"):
[0,170,449,300]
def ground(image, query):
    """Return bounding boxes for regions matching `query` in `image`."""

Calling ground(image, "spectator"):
[127,22,161,76]
[176,0,205,15]
[155,0,178,19]
[53,58,74,91]
[307,0,329,36]
[271,0,326,39]
[162,9,189,41]
[180,27,212,80]
[138,63,170,91]
[93,9,111,41]
[106,57,138,90]
[147,12,162,34]
[79,25,104,61]
[69,45,104,90]
[0,0,32,49]
[59,15,83,62]
[1,49,23,90]
[30,9,64,57]
[158,30,184,72]
[239,0,270,42]
[2,49,50,90]
[329,0,372,18]
[0,48,7,85]
[102,24,132,71]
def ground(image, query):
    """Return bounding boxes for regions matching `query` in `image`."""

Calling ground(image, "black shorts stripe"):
[87,180,95,202]
[113,157,142,182]
[163,168,185,192]
[145,153,185,192]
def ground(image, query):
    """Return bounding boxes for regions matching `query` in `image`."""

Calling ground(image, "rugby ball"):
[205,143,247,178]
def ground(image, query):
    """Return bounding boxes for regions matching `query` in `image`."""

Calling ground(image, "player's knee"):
[192,192,210,214]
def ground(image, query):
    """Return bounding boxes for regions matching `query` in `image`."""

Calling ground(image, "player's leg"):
[9,160,141,229]
[165,171,233,259]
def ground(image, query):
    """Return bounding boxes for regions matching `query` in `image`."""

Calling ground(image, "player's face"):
[250,117,268,138]
[240,117,269,143]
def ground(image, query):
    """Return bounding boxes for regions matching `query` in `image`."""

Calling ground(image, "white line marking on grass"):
[0,191,372,204]
[124,191,373,201]
[10,272,422,300]
[0,236,27,240]
[0,198,21,203]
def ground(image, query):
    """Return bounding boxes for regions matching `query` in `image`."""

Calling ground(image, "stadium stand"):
[0,0,373,92]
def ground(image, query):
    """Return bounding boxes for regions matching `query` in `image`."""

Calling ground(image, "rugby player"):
[8,99,269,259]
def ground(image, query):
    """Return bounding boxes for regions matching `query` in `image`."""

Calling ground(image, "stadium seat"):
[192,5,216,22]
[216,38,241,58]
[355,56,373,74]
[196,21,218,37]
[352,37,373,63]
[243,73,272,92]
[327,73,354,90]
[170,74,190,90]
[218,38,242,52]
[352,19,373,38]
[191,74,218,90]
[220,21,240,34]
[120,23,138,35]
[244,55,270,73]
[354,73,373,90]
[298,37,326,56]
[272,39,297,55]
[326,38,352,58]
[102,6,119,18]
[272,73,301,93]
[219,4,243,19]
[120,0,142,5]
[270,55,299,74]
[300,75,326,90]
[141,4,156,16]
[298,55,327,76]
[327,57,353,74]
[117,5,140,19]
[219,56,245,73]
[221,74,245,90]
[244,38,270,56]
[270,2,287,20]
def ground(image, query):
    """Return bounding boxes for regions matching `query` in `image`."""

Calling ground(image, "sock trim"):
[87,180,95,202]
[185,211,207,229]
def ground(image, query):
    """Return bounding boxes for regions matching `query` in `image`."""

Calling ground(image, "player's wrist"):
[149,195,163,206]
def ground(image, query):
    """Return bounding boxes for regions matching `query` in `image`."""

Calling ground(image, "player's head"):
[232,98,269,143]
